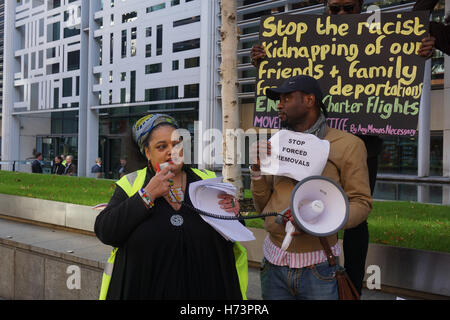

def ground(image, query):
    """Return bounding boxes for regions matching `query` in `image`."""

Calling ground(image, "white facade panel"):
[91,0,203,107]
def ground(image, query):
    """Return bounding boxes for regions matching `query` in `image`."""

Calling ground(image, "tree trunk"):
[220,0,243,198]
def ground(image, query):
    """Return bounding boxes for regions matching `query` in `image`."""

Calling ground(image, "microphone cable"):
[181,201,284,221]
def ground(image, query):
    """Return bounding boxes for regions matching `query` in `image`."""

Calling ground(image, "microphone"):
[281,221,296,251]
[275,208,295,251]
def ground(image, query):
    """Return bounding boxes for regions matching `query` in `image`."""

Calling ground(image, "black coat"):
[64,163,77,176]
[31,160,43,173]
[94,167,242,300]
[414,0,450,55]
[52,163,65,175]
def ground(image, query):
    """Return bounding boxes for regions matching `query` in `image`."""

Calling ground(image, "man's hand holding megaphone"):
[278,209,304,251]
[283,209,304,237]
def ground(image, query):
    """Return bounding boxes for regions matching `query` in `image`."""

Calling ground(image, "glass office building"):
[1,0,207,177]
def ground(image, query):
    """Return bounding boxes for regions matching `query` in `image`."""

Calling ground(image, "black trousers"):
[343,152,378,295]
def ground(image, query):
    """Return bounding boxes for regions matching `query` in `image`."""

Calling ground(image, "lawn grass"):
[0,170,116,206]
[244,200,450,253]
[0,171,449,252]
[359,201,450,253]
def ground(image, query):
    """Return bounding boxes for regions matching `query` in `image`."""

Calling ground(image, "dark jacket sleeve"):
[31,160,42,173]
[430,22,450,55]
[413,0,450,55]
[94,186,153,247]
[413,0,439,11]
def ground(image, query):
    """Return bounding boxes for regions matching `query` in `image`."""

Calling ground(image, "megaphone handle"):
[281,221,295,251]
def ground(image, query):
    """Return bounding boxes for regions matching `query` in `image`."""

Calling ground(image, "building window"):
[130,71,136,103]
[110,33,114,64]
[39,18,44,37]
[64,26,80,39]
[47,22,60,42]
[120,88,126,103]
[146,27,152,37]
[121,72,126,81]
[50,111,78,135]
[48,63,59,74]
[147,3,166,13]
[156,25,163,56]
[48,0,61,10]
[184,83,199,98]
[63,77,72,97]
[173,15,200,28]
[131,27,137,56]
[242,84,255,93]
[173,38,200,53]
[53,87,59,108]
[145,63,162,74]
[430,133,443,176]
[172,60,179,70]
[47,47,56,58]
[122,11,137,24]
[171,0,180,6]
[379,136,417,175]
[67,50,80,71]
[145,86,178,101]
[31,52,36,70]
[121,30,127,58]
[184,57,200,69]
[145,44,152,57]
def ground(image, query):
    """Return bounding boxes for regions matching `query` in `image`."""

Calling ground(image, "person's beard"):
[279,118,293,130]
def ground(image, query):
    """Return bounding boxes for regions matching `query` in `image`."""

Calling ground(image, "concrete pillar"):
[198,0,220,169]
[1,0,20,171]
[417,184,430,203]
[418,59,431,177]
[85,0,100,176]
[443,0,450,179]
[77,0,90,177]
[443,185,450,205]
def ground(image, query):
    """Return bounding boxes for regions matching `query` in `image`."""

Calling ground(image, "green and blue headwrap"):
[132,114,179,155]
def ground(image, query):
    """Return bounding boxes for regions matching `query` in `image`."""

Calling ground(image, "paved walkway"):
[0,217,415,300]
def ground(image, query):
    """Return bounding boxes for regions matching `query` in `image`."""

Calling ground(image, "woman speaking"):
[95,114,246,300]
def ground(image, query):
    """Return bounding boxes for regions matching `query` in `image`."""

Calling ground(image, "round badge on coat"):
[170,214,184,227]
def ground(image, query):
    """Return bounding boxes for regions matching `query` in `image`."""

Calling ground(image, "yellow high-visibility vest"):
[99,167,248,300]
